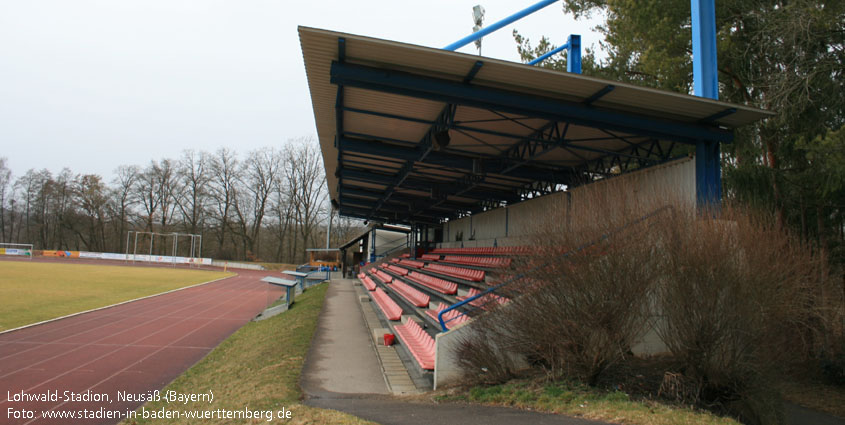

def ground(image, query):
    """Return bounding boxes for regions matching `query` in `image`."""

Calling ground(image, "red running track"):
[0,267,283,425]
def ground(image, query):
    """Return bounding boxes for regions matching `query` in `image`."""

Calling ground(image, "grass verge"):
[123,282,373,425]
[434,379,740,425]
[0,262,231,331]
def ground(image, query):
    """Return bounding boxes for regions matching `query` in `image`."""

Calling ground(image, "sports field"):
[0,262,232,332]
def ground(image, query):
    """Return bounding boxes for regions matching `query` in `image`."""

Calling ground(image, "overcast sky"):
[0,1,603,181]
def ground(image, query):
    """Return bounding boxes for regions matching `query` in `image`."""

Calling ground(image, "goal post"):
[0,242,34,260]
[125,231,203,267]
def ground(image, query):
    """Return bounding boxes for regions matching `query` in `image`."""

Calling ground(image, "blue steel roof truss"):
[329,44,733,225]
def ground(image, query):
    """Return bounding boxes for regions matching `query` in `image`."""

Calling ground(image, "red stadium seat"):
[389,281,430,308]
[393,319,435,370]
[371,288,403,321]
[425,264,485,281]
[425,303,469,326]
[360,276,377,291]
[407,271,457,294]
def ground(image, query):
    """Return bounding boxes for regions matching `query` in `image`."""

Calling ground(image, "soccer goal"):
[0,242,34,260]
[125,231,203,267]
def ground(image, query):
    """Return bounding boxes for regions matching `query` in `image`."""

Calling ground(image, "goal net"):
[0,243,34,260]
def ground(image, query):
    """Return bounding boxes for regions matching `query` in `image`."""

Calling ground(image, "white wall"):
[439,158,695,247]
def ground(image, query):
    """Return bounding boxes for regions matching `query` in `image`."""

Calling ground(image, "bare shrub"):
[656,206,827,424]
[455,314,521,385]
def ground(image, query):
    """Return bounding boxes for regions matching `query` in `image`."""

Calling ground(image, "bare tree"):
[209,148,240,259]
[110,165,139,251]
[70,174,108,251]
[154,159,178,231]
[0,158,11,241]
[175,150,210,236]
[232,147,282,260]
[135,162,160,232]
[287,138,328,262]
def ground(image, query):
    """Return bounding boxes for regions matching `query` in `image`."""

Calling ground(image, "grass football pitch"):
[0,262,232,332]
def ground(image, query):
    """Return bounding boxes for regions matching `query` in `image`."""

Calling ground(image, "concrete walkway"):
[301,279,389,395]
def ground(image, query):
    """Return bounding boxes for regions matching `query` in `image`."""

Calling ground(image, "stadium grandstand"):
[299,14,771,388]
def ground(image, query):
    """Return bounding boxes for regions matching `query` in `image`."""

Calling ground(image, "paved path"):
[0,267,281,425]
[301,279,609,425]
[301,279,388,395]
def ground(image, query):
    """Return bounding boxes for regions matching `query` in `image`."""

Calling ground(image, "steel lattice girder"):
[338,137,575,183]
[339,168,522,204]
[329,61,733,145]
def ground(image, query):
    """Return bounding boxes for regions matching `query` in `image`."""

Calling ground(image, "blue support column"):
[691,0,721,208]
[369,228,376,263]
[566,34,581,74]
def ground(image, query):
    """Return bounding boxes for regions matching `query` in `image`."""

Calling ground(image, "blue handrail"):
[437,205,673,331]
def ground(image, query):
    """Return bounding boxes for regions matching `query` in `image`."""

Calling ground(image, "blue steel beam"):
[527,42,569,66]
[443,0,560,51]
[583,85,615,106]
[329,61,733,145]
[691,0,721,207]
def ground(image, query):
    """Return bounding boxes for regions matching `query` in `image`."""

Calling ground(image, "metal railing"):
[437,206,673,331]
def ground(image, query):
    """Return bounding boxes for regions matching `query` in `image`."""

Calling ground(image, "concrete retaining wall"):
[438,158,695,247]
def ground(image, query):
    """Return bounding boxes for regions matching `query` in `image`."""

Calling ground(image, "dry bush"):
[455,314,522,385]
[656,206,827,425]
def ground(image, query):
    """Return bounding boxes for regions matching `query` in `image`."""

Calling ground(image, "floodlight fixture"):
[472,5,485,55]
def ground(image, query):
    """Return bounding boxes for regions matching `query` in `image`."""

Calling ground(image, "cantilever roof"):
[299,26,772,225]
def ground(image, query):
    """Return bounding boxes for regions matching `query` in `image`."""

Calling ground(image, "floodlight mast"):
[444,0,560,51]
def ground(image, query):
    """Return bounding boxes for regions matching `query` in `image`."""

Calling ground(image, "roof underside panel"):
[299,26,772,226]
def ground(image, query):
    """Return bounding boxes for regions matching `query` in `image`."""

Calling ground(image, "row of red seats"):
[431,246,531,255]
[390,280,430,308]
[442,255,512,268]
[399,259,425,269]
[393,319,435,370]
[457,287,509,308]
[425,263,485,282]
[373,269,393,283]
[425,303,469,326]
[371,287,403,321]
[385,264,409,276]
[407,271,457,295]
[420,254,440,261]
[361,275,377,291]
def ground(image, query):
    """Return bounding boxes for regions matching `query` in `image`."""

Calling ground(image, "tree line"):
[0,137,362,263]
